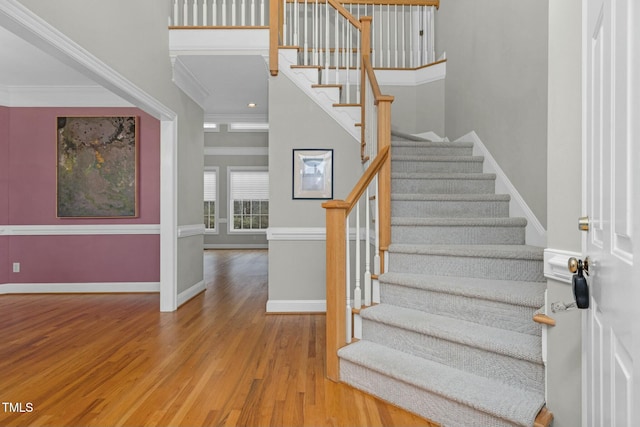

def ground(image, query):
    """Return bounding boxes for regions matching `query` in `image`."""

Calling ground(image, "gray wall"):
[381,79,445,136]
[436,0,548,228]
[204,125,268,248]
[17,0,205,296]
[546,0,583,424]
[268,73,362,305]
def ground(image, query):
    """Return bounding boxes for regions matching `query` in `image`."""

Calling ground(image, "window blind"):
[204,170,217,201]
[230,170,269,200]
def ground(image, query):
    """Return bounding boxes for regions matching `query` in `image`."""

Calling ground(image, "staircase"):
[337,132,548,427]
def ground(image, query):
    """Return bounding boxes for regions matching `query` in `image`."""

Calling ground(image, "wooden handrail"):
[285,0,439,7]
[327,0,362,29]
[533,313,556,327]
[343,146,390,209]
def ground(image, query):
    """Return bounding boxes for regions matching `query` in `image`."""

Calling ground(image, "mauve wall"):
[0,107,8,284]
[4,107,160,285]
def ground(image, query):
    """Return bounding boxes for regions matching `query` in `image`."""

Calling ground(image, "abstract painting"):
[57,116,138,218]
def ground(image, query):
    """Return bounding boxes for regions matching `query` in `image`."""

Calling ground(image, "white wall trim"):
[266,299,326,313]
[0,282,160,294]
[204,243,268,249]
[177,224,206,238]
[169,28,269,55]
[267,227,326,241]
[177,280,206,307]
[455,131,547,247]
[544,248,581,285]
[0,224,160,236]
[204,147,268,156]
[375,61,446,86]
[266,227,377,242]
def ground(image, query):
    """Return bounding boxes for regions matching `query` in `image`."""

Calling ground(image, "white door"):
[583,0,639,425]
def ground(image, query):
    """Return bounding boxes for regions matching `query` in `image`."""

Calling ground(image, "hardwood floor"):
[0,250,435,427]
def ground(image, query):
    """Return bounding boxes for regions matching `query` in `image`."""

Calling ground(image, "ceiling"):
[0,25,268,124]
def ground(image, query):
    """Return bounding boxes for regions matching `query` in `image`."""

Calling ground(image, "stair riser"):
[392,200,510,218]
[388,252,545,282]
[392,159,484,173]
[361,320,544,393]
[391,224,525,245]
[380,282,540,335]
[340,360,525,427]
[391,146,473,157]
[392,178,495,194]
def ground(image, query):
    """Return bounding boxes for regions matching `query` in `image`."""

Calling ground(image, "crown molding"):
[171,56,210,108]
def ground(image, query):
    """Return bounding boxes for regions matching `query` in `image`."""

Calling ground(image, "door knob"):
[568,257,589,309]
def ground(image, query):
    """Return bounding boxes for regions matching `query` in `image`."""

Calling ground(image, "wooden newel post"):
[377,96,394,257]
[322,200,350,382]
[269,0,280,76]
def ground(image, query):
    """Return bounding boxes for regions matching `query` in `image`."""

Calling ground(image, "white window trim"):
[204,166,219,235]
[227,166,269,235]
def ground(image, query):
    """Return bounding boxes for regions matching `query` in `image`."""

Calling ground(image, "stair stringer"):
[278,48,360,141]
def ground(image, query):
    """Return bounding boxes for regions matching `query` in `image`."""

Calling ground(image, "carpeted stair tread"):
[391,217,527,227]
[361,304,542,363]
[380,271,544,308]
[388,243,544,260]
[391,140,474,149]
[392,172,496,180]
[392,193,510,202]
[339,340,545,427]
[393,154,484,163]
[391,129,432,141]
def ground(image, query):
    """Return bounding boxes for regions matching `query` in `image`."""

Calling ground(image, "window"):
[204,168,218,232]
[229,168,269,232]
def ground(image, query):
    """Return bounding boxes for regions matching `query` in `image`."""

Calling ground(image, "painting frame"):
[292,149,333,200]
[56,115,139,218]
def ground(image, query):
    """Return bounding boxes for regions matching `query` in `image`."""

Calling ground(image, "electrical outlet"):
[12,262,20,273]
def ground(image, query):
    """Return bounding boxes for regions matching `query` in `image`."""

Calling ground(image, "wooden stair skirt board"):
[337,131,551,427]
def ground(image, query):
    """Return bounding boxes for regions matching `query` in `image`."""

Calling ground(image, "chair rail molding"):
[544,248,581,285]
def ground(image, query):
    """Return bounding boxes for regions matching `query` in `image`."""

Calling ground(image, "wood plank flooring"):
[0,250,435,427]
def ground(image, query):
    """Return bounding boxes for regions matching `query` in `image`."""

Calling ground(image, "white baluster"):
[251,0,255,26]
[303,0,308,64]
[222,0,226,25]
[325,0,329,77]
[260,0,265,26]
[356,4,360,102]
[283,0,287,44]
[374,176,381,276]
[394,4,399,67]
[203,0,208,26]
[183,0,189,25]
[354,201,362,310]
[293,0,298,47]
[314,0,319,66]
[346,21,351,103]
[193,0,199,25]
[241,0,246,26]
[364,186,372,306]
[213,0,217,25]
[345,221,352,343]
[333,10,342,85]
[401,5,406,67]
[378,4,383,67]
[430,6,435,63]
[386,4,390,67]
[409,6,414,67]
[232,0,236,25]
[173,0,178,26]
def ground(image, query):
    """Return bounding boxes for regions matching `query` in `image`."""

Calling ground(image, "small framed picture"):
[292,149,333,199]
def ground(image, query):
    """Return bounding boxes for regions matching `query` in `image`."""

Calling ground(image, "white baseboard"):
[455,131,547,248]
[177,280,206,307]
[0,282,160,294]
[266,299,326,313]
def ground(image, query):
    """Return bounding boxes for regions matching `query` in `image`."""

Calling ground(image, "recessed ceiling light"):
[247,103,257,108]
